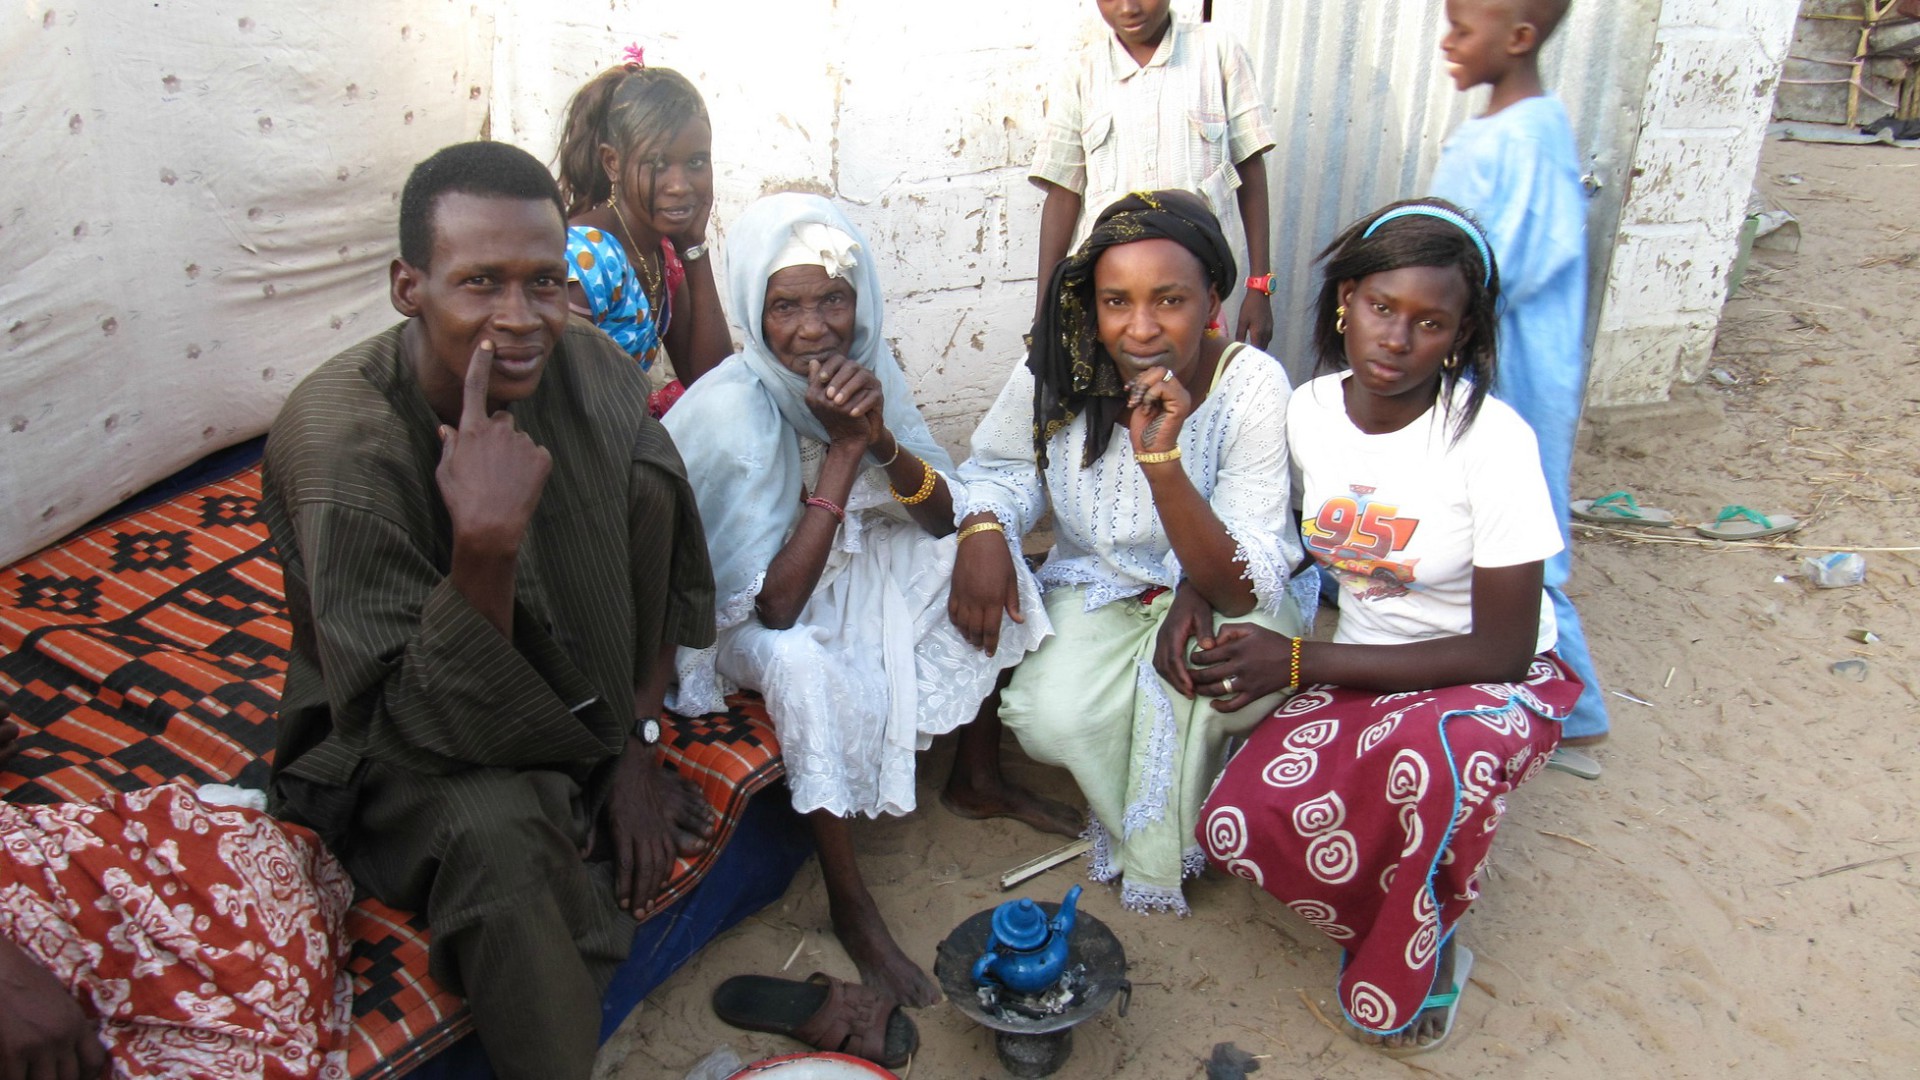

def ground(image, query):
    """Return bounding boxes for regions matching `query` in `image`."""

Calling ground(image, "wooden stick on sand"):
[998,838,1093,891]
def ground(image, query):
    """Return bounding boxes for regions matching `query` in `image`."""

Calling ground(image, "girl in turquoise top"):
[556,52,731,413]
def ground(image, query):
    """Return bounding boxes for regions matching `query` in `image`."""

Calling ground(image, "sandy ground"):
[600,137,1920,1079]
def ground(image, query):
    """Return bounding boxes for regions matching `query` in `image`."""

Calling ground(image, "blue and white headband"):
[1361,205,1494,287]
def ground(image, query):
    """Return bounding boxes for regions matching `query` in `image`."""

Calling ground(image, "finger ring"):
[1222,676,1236,693]
[1161,369,1175,383]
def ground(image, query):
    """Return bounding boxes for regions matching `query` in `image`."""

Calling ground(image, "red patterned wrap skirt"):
[1198,653,1580,1035]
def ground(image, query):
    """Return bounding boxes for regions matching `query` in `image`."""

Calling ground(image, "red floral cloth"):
[648,378,687,419]
[1,784,354,1078]
[1200,654,1579,1034]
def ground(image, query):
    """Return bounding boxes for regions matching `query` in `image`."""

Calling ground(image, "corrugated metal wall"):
[1216,0,1663,387]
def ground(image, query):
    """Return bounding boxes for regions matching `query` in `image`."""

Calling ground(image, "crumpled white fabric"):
[770,222,861,281]
[194,784,269,811]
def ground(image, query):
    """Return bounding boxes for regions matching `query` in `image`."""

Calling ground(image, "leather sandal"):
[712,971,918,1069]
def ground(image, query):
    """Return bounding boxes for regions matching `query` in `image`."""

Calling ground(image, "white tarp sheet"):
[1,1,489,562]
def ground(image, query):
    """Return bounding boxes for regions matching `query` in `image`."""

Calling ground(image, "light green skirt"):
[1000,584,1304,913]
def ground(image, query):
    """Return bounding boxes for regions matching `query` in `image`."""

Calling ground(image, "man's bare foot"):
[0,719,21,771]
[1353,937,1469,1056]
[833,899,940,1007]
[941,779,1082,839]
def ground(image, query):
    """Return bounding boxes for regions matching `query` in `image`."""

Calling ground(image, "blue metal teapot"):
[970,884,1083,994]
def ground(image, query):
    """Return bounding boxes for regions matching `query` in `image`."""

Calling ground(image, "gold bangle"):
[1288,636,1304,690]
[1135,447,1182,465]
[956,521,1005,543]
[891,456,939,505]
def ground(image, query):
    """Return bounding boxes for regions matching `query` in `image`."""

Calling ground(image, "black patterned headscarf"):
[1027,190,1236,469]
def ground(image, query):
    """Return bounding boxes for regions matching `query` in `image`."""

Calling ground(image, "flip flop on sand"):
[1571,491,1680,527]
[1547,746,1603,780]
[1695,505,1803,541]
[1375,945,1476,1058]
[712,972,919,1070]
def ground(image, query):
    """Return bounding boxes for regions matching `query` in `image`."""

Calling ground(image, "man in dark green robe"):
[262,141,717,1080]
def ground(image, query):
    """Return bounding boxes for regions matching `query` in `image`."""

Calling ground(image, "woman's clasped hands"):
[1153,582,1295,712]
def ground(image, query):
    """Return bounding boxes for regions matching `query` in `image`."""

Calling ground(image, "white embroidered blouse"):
[956,344,1301,614]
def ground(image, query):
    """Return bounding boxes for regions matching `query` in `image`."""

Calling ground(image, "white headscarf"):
[768,221,861,282]
[663,193,952,614]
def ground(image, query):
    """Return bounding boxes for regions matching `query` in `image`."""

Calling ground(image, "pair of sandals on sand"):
[712,972,918,1070]
[1571,490,1804,540]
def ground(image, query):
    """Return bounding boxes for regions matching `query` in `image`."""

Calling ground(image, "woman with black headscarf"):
[947,191,1309,915]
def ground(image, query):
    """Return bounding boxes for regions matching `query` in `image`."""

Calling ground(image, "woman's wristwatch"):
[1245,273,1275,296]
[681,241,710,261]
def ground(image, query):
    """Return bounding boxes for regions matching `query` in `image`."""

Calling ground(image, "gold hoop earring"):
[1444,353,1461,370]
[1334,305,1348,335]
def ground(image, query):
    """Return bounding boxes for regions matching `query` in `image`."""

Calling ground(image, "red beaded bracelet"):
[803,495,845,523]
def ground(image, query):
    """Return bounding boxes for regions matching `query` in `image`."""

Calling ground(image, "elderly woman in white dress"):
[950,190,1311,915]
[663,193,1053,1005]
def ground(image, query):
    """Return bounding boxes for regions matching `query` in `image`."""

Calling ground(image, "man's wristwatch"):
[680,241,709,262]
[1245,273,1275,296]
[635,716,662,745]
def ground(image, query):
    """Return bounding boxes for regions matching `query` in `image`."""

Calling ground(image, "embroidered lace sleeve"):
[954,360,1048,539]
[1204,353,1302,615]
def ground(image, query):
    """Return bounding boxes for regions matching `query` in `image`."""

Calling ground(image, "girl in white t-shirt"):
[1187,200,1583,1056]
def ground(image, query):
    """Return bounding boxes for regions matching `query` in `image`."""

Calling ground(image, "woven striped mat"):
[0,462,784,1078]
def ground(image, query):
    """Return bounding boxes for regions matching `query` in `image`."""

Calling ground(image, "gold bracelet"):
[891,456,939,505]
[1135,447,1182,465]
[1288,636,1304,690]
[956,521,1005,543]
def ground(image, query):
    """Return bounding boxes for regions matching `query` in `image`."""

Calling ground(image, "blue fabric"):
[1429,95,1607,739]
[566,225,668,371]
[402,788,812,1079]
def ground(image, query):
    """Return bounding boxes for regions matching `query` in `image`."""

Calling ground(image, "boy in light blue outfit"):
[1428,0,1609,748]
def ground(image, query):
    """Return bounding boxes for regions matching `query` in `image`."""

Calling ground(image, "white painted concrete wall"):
[1586,0,1800,408]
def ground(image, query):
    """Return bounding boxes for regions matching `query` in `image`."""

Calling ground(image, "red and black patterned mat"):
[0,463,785,1078]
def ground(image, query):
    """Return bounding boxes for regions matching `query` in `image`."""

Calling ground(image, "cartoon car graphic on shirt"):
[1322,546,1420,593]
[1302,496,1422,599]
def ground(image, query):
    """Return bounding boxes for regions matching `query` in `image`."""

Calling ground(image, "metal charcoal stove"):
[934,902,1130,1078]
